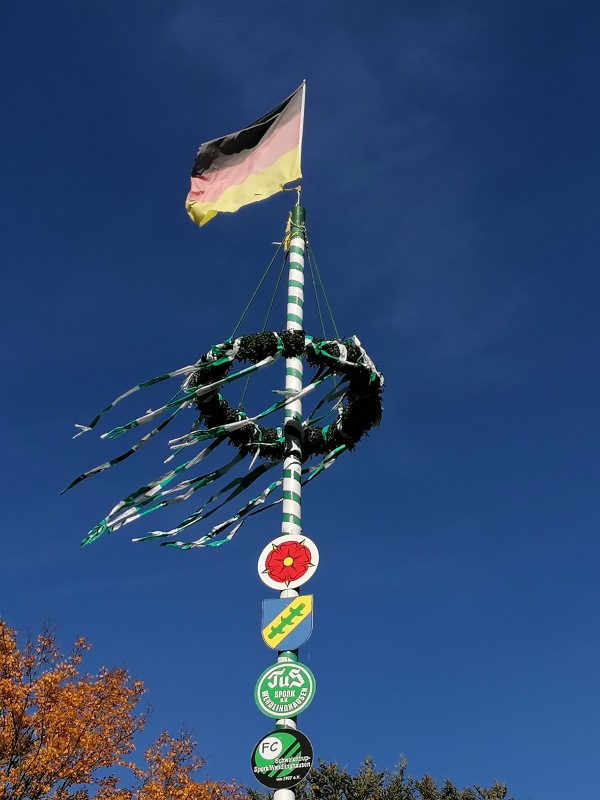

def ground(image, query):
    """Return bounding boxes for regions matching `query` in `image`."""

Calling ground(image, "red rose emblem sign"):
[265,540,311,583]
[258,535,319,590]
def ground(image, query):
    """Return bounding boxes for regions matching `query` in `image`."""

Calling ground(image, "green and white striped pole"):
[274,200,306,800]
[281,201,305,540]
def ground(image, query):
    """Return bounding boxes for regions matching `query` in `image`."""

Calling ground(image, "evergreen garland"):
[188,330,383,462]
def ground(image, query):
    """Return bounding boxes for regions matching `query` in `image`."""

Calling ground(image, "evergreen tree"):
[246,756,512,800]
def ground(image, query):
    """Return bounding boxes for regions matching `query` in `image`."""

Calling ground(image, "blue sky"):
[2,1,599,798]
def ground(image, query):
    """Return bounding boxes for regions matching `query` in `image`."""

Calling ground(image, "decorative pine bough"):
[65,330,383,550]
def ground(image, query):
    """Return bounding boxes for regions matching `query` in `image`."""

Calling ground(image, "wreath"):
[64,330,383,549]
[188,330,383,461]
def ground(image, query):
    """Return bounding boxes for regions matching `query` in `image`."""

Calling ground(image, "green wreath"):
[64,329,383,549]
[188,329,383,461]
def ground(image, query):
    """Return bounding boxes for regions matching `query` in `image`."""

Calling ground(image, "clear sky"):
[2,2,599,798]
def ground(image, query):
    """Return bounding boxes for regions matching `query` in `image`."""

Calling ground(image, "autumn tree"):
[246,755,514,800]
[0,620,244,800]
[129,732,242,800]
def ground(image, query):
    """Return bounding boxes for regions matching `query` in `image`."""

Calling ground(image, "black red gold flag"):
[186,83,305,226]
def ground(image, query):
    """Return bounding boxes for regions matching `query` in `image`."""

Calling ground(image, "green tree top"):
[246,756,513,800]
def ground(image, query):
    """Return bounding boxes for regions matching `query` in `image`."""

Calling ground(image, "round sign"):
[258,535,319,590]
[251,727,313,790]
[255,661,316,718]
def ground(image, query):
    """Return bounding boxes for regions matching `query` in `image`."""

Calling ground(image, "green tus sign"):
[254,662,316,718]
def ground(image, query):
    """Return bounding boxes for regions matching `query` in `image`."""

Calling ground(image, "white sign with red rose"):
[257,535,319,590]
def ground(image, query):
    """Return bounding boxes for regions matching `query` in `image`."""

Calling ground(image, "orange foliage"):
[0,621,247,800]
[129,732,245,800]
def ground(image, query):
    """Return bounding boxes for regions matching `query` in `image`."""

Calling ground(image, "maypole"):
[66,80,384,800]
[252,198,317,798]
[276,200,305,800]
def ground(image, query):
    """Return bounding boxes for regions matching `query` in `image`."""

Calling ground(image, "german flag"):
[185,83,305,227]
